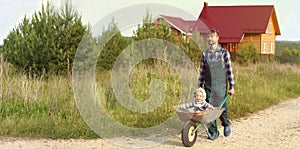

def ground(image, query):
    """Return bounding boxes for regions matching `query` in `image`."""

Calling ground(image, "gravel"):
[1,97,300,149]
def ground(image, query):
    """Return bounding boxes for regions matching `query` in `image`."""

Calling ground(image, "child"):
[180,87,214,112]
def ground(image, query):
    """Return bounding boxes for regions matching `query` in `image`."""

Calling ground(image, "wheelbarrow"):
[175,94,231,147]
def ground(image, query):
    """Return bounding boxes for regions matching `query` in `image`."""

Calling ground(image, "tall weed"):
[1,61,300,139]
[229,62,300,118]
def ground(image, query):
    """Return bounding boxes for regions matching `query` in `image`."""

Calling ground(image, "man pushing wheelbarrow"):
[198,29,235,140]
[175,29,235,147]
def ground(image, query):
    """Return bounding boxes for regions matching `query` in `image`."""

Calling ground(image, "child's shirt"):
[181,100,214,112]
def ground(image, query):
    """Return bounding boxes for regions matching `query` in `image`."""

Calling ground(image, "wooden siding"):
[260,16,277,55]
[240,34,261,53]
[220,34,261,60]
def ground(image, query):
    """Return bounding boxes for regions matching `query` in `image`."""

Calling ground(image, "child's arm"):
[180,101,195,109]
[205,102,214,110]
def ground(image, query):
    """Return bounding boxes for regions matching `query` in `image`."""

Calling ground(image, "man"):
[198,29,235,140]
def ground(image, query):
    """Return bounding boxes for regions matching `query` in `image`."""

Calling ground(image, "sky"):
[1,0,300,45]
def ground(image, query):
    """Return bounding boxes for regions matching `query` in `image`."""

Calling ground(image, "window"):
[263,42,267,53]
[232,43,236,49]
[270,42,273,53]
[269,23,273,34]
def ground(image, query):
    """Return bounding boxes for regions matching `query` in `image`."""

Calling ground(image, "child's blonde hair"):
[194,87,206,100]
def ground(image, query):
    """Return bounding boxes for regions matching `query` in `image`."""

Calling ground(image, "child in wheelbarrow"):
[180,87,214,112]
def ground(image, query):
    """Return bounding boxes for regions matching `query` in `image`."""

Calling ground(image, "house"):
[156,2,281,60]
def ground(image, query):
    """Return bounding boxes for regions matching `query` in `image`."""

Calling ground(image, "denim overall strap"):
[203,48,229,138]
[204,49,227,107]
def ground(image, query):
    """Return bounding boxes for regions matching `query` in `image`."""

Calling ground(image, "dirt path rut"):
[1,97,300,149]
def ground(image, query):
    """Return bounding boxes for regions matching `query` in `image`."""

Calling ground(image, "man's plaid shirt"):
[198,47,235,90]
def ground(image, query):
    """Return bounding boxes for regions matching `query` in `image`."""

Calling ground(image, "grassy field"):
[0,61,300,139]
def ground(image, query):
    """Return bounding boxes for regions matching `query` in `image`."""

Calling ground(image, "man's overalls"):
[203,48,230,137]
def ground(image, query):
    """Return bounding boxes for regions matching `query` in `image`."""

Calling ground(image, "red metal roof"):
[159,15,208,35]
[199,3,280,42]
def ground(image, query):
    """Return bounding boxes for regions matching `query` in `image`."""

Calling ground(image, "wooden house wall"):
[260,16,277,55]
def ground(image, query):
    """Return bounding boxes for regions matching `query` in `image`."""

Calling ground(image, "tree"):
[180,28,207,67]
[97,18,129,70]
[282,48,300,56]
[132,10,180,66]
[236,41,259,66]
[276,41,300,56]
[291,49,300,56]
[2,1,88,76]
[281,47,291,56]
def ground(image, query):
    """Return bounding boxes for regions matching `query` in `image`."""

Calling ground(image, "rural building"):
[156,2,281,60]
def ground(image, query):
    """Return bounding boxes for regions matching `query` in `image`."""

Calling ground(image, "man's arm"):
[224,50,235,94]
[198,53,206,88]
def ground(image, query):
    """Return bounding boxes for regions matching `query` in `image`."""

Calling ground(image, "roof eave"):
[156,15,188,35]
[271,8,281,35]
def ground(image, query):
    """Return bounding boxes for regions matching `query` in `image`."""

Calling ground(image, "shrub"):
[236,41,259,66]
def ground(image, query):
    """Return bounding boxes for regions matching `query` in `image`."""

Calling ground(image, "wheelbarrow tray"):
[175,107,224,124]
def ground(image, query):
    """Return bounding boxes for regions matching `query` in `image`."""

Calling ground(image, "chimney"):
[204,2,208,7]
[199,2,208,20]
[204,2,208,19]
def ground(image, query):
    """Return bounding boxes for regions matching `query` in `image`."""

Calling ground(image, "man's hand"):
[228,89,235,96]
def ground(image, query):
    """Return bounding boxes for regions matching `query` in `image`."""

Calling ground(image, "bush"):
[282,48,300,56]
[236,41,259,66]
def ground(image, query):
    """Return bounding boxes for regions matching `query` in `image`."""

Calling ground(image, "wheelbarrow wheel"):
[181,120,197,147]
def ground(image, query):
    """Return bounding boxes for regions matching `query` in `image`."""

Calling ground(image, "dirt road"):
[1,97,300,149]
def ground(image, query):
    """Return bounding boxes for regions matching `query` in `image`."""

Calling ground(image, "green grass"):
[96,62,181,128]
[0,63,97,139]
[228,62,300,118]
[1,61,300,139]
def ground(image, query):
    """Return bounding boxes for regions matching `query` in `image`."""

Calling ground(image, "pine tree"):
[132,10,178,65]
[2,1,88,76]
[97,18,129,70]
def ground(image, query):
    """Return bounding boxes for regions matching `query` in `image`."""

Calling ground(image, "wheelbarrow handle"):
[219,93,231,108]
